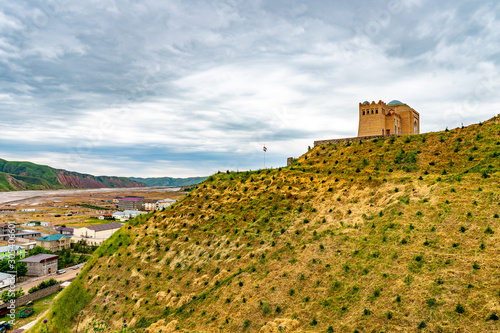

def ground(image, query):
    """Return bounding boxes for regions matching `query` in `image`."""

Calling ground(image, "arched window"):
[376,109,378,114]
[414,120,418,134]
[363,110,365,115]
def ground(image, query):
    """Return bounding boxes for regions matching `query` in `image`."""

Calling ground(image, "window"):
[376,109,378,114]
[363,110,365,115]
[371,109,374,114]
[414,120,418,133]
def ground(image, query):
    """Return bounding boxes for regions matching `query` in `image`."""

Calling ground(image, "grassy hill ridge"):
[129,176,207,187]
[0,159,146,191]
[36,116,500,332]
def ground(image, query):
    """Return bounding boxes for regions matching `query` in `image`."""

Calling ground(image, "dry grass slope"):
[35,116,500,333]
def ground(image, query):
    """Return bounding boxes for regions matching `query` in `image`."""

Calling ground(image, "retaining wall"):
[0,283,61,315]
[314,134,396,147]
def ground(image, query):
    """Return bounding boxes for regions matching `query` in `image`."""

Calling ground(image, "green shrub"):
[28,278,59,293]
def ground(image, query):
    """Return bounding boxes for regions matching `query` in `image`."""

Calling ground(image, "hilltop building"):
[358,100,419,137]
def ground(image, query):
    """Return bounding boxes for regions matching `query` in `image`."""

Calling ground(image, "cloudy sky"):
[0,0,499,177]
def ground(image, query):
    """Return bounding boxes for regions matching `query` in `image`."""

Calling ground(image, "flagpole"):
[264,144,266,169]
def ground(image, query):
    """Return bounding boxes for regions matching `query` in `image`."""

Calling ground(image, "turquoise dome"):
[362,101,369,105]
[387,100,404,106]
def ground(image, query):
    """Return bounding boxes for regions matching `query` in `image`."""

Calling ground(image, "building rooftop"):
[0,245,24,253]
[55,226,74,232]
[387,100,405,106]
[36,234,71,242]
[159,199,177,202]
[119,197,142,201]
[20,254,59,263]
[83,222,123,232]
[0,231,41,237]
[0,272,15,280]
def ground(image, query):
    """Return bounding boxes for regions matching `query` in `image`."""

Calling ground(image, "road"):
[14,266,82,292]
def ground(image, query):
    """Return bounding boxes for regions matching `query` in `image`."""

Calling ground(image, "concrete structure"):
[314,134,394,147]
[144,199,177,211]
[112,210,146,221]
[143,200,157,211]
[0,272,15,289]
[20,254,59,277]
[157,199,177,210]
[23,221,49,227]
[0,283,60,315]
[0,230,41,241]
[15,238,37,251]
[55,226,74,235]
[36,234,72,251]
[73,222,123,239]
[0,223,12,234]
[117,197,144,210]
[358,100,419,137]
[0,245,25,259]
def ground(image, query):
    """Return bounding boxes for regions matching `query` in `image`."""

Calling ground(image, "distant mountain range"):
[0,158,207,191]
[0,159,146,191]
[129,176,207,187]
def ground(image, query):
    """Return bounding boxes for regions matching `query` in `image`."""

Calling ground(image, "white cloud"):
[0,0,499,177]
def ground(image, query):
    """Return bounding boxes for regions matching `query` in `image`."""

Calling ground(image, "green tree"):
[29,246,53,256]
[1,287,25,302]
[0,257,28,277]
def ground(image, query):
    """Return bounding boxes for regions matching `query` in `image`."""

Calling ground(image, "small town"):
[0,187,186,331]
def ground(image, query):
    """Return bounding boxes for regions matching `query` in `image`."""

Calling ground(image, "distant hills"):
[129,176,207,187]
[0,159,146,191]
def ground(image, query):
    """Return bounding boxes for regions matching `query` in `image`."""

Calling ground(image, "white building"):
[0,272,15,289]
[72,222,124,246]
[144,199,177,211]
[112,210,146,222]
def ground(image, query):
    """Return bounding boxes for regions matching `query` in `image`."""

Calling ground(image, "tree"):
[29,246,53,256]
[0,257,28,277]
[1,287,25,302]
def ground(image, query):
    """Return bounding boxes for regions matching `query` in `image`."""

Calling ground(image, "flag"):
[263,146,267,152]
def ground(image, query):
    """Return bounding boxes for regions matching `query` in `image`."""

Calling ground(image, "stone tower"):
[358,100,419,137]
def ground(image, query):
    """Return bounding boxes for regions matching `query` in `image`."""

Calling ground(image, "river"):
[0,187,181,205]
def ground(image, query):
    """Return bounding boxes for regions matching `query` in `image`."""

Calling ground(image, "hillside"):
[0,159,146,191]
[129,176,207,187]
[36,116,500,333]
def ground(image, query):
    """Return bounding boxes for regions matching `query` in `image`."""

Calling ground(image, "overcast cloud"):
[0,0,499,177]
